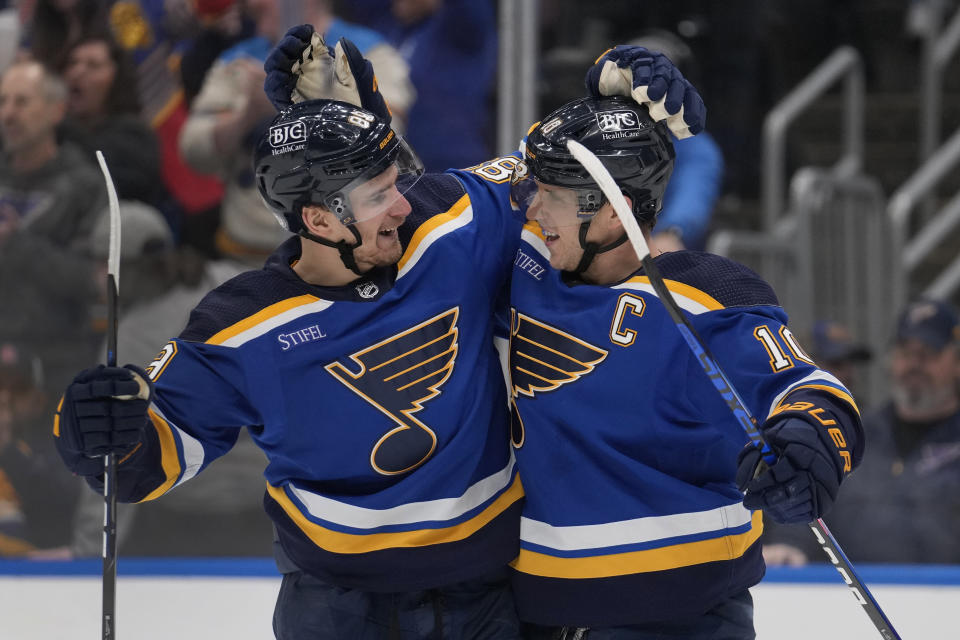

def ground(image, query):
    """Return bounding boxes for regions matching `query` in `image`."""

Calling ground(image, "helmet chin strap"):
[569,219,628,276]
[300,225,366,276]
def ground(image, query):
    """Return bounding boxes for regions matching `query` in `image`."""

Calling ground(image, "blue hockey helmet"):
[254,99,424,232]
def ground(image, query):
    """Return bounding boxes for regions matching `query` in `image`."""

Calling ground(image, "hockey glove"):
[735,415,846,524]
[53,365,152,477]
[263,25,392,122]
[584,45,705,139]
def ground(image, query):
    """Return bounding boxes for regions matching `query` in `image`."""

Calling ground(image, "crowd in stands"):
[0,0,956,568]
[0,0,471,560]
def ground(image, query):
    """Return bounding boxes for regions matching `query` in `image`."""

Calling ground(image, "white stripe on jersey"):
[152,403,206,487]
[520,502,753,552]
[766,369,848,417]
[287,452,516,529]
[217,299,336,348]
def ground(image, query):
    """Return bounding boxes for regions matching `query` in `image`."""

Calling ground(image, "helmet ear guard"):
[576,189,604,218]
[324,193,349,223]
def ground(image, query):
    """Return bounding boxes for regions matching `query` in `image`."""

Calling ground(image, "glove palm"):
[263,25,391,122]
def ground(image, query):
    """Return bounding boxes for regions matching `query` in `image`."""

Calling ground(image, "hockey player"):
[506,96,864,638]
[52,97,530,637]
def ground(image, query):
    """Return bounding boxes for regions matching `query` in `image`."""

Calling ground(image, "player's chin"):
[367,244,404,268]
[545,249,570,271]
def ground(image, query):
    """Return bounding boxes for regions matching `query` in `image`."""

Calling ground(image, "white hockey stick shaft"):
[95,150,120,640]
[565,139,901,640]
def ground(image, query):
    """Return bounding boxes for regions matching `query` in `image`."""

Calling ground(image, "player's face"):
[525,184,603,271]
[347,165,412,268]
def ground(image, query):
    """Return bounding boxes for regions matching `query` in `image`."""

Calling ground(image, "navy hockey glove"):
[263,25,392,122]
[53,365,152,477]
[263,24,316,110]
[736,416,846,524]
[585,45,705,138]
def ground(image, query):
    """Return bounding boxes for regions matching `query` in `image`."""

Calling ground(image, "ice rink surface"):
[1,560,957,639]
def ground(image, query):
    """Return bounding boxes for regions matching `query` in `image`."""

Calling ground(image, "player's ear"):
[301,205,345,240]
[598,194,633,230]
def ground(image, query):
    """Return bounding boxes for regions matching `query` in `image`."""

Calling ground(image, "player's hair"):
[525,95,675,225]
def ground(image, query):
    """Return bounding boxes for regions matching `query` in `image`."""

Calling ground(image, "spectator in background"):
[0,59,104,247]
[0,60,103,391]
[179,0,254,106]
[70,201,267,557]
[102,0,228,257]
[0,342,82,557]
[180,0,412,265]
[59,32,164,207]
[0,0,22,73]
[23,0,109,70]
[0,342,81,556]
[764,299,960,565]
[341,0,495,171]
[627,29,724,252]
[810,319,872,394]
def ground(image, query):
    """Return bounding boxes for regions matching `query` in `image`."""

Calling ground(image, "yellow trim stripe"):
[137,409,183,503]
[594,48,614,64]
[624,276,725,311]
[206,295,321,345]
[511,511,763,579]
[522,221,545,239]
[397,194,471,272]
[783,383,860,417]
[53,397,63,437]
[268,473,524,554]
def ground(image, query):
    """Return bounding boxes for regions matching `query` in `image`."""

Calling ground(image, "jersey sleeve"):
[666,253,864,472]
[447,154,526,268]
[96,301,262,503]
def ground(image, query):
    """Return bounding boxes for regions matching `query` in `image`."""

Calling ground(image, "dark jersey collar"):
[265,236,396,302]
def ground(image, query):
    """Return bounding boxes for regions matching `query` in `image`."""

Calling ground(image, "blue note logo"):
[508,310,607,447]
[326,308,459,475]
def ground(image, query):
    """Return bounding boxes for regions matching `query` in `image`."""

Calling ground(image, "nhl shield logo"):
[356,281,380,299]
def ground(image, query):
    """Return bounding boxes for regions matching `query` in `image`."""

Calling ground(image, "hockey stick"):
[95,150,120,640]
[566,139,901,640]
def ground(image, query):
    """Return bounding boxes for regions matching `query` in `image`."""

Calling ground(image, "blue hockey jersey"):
[508,223,864,627]
[108,168,525,592]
